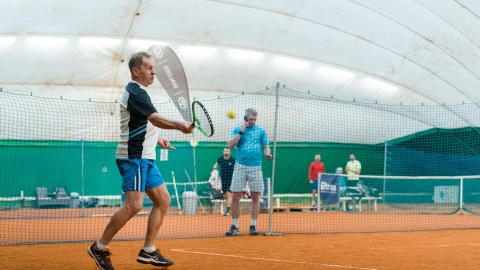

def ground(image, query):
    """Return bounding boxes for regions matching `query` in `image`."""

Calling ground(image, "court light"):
[226,49,263,61]
[318,66,354,80]
[0,36,15,48]
[364,78,398,92]
[179,45,217,56]
[130,39,167,49]
[28,37,68,47]
[79,37,120,46]
[274,56,310,69]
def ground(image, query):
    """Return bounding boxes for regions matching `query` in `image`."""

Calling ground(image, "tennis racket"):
[191,100,214,137]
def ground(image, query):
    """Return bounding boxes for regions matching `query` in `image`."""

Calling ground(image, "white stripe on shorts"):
[135,166,141,191]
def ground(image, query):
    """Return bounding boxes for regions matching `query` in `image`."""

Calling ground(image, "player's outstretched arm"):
[147,112,194,134]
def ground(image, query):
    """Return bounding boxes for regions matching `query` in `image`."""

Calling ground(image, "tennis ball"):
[227,110,236,119]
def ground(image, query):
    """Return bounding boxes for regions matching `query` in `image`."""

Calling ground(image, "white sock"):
[96,240,109,249]
[232,219,239,227]
[250,219,257,226]
[143,246,156,253]
[312,200,316,205]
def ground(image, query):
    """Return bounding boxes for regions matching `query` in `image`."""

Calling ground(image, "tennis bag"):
[341,187,366,199]
[362,185,379,197]
[208,183,223,199]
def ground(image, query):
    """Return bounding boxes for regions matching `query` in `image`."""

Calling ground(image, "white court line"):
[171,248,379,270]
[332,243,480,252]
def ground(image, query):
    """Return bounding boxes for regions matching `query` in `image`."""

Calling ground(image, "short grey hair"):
[129,51,153,72]
[245,108,258,117]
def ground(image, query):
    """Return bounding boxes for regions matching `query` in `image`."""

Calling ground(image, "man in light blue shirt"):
[225,108,272,236]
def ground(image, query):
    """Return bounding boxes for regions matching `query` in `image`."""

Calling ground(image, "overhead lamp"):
[318,66,354,79]
[28,37,68,47]
[180,45,216,55]
[130,39,167,49]
[0,36,15,48]
[79,37,120,46]
[275,56,310,69]
[226,49,263,61]
[364,78,398,92]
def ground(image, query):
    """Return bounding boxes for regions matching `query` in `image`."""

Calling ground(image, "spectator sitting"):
[208,168,223,200]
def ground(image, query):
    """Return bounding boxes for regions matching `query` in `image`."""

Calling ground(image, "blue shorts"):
[116,159,164,192]
[311,180,318,190]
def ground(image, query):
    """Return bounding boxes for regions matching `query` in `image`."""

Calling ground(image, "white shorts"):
[230,163,264,193]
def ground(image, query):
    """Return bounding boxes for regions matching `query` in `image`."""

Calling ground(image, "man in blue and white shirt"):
[88,51,193,270]
[225,108,272,236]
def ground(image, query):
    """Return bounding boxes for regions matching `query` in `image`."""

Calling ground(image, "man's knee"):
[250,192,261,203]
[152,194,170,209]
[124,200,143,216]
[232,192,243,200]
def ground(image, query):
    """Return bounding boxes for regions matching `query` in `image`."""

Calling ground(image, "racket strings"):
[193,103,213,136]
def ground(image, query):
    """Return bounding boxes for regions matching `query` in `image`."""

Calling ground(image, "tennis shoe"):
[137,249,174,266]
[87,242,115,270]
[225,225,239,236]
[249,225,258,236]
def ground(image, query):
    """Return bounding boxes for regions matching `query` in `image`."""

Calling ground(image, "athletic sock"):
[232,219,239,227]
[250,219,257,226]
[96,240,109,249]
[143,246,156,253]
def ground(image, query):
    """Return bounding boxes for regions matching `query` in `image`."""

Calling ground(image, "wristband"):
[238,131,244,135]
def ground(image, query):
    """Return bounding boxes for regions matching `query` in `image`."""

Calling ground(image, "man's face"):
[133,57,155,87]
[350,154,355,161]
[245,114,257,127]
[223,148,230,158]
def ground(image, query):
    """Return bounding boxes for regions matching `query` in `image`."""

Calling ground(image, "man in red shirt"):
[308,154,325,207]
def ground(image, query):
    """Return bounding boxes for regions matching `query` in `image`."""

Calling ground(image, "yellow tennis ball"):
[228,110,236,119]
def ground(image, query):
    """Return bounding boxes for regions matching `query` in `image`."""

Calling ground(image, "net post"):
[383,142,387,204]
[81,139,85,218]
[317,173,321,212]
[459,177,463,210]
[264,82,284,237]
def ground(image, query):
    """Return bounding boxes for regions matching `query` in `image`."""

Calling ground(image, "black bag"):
[341,187,365,211]
[363,185,379,197]
[341,187,365,199]
[81,197,99,208]
[208,183,223,199]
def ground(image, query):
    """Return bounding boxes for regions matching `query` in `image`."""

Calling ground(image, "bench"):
[36,187,76,208]
[270,194,381,212]
[339,196,382,212]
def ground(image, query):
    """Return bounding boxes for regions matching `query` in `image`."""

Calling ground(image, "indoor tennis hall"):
[2,1,480,270]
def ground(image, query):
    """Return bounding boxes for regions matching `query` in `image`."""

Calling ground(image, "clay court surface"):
[2,228,480,269]
[1,209,480,269]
